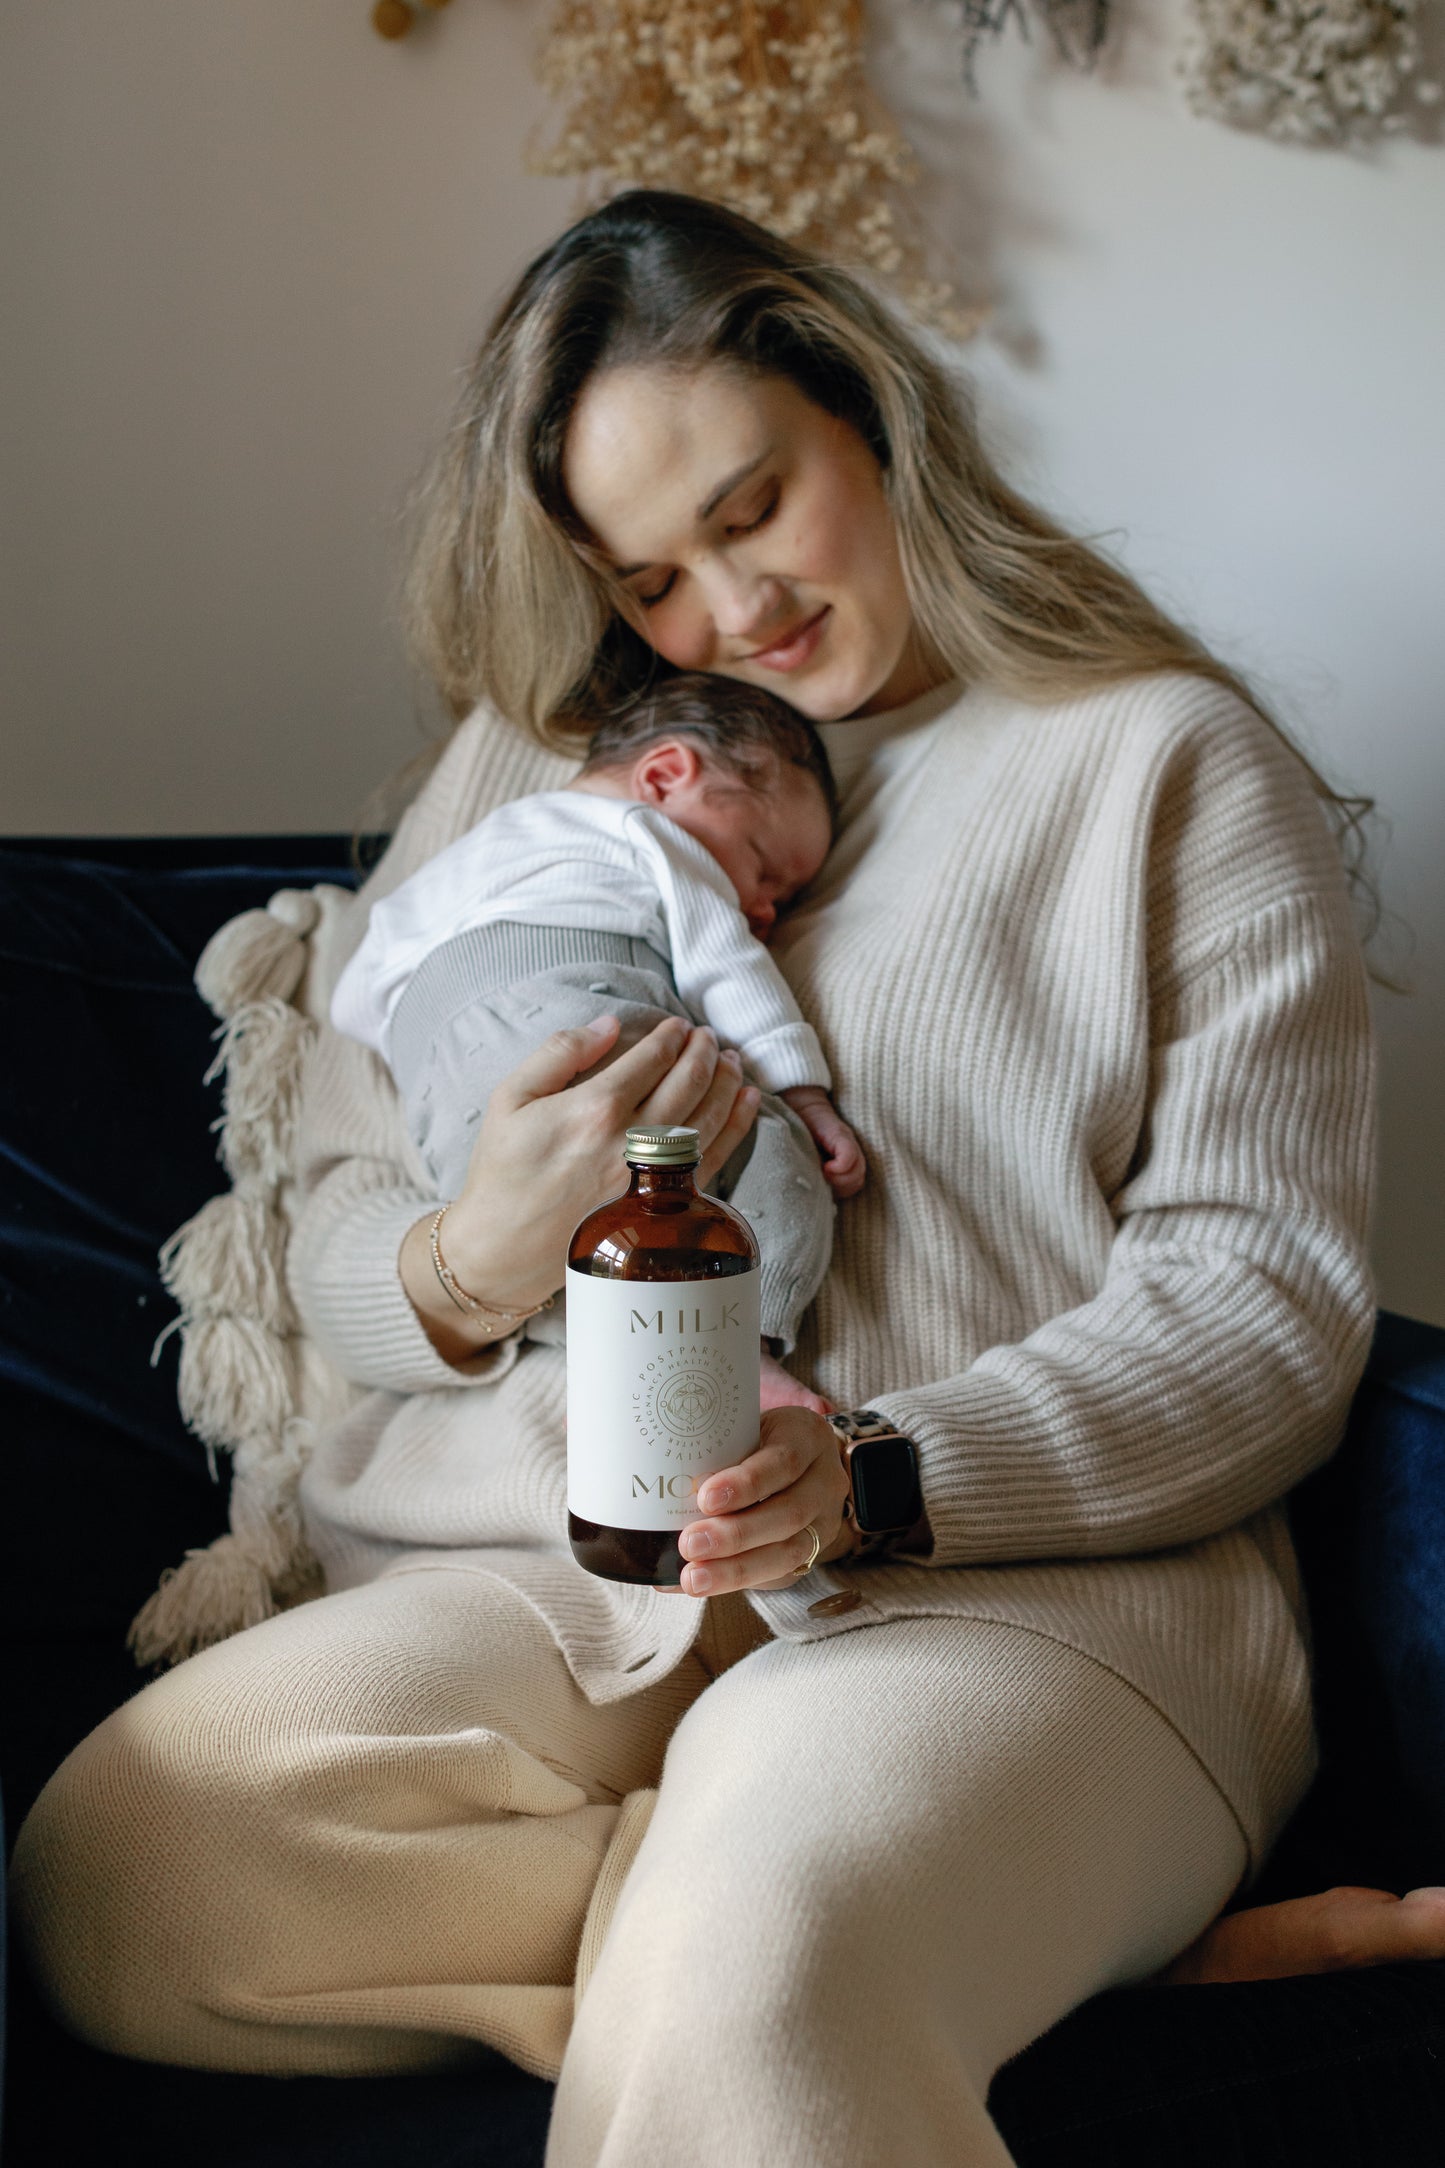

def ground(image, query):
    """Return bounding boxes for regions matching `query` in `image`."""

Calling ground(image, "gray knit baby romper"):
[387,920,834,1355]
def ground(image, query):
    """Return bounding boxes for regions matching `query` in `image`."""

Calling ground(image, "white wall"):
[3,0,1442,1325]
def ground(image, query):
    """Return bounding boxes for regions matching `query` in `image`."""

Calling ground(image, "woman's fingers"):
[695,1408,833,1515]
[695,1063,760,1187]
[496,1010,724,1121]
[675,1407,847,1595]
[451,1014,759,1336]
[598,1013,707,1106]
[679,1529,825,1596]
[488,1012,758,1174]
[489,1014,624,1115]
[632,1022,727,1125]
[564,1014,762,1170]
[678,1484,816,1566]
[559,1013,728,1134]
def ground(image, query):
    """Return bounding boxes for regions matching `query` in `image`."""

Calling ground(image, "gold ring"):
[794,1523,822,1578]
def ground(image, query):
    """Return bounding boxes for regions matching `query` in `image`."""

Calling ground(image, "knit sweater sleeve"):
[285,1026,525,1396]
[871,711,1377,1568]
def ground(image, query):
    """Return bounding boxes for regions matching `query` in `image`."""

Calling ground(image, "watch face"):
[852,1435,922,1534]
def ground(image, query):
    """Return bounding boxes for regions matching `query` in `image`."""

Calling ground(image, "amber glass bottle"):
[567,1123,761,1586]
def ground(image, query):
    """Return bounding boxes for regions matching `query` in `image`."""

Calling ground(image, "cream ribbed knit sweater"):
[288,670,1375,1873]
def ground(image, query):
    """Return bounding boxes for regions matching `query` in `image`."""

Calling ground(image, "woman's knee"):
[10,1659,285,2063]
[601,1692,875,2015]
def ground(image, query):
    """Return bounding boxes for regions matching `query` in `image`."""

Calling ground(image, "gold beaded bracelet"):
[428,1204,554,1333]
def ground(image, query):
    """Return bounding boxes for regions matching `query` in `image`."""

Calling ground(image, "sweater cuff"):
[742,1023,831,1094]
[861,1391,954,1564]
[294,1186,524,1396]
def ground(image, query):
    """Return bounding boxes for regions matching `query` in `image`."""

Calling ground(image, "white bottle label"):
[566,1268,761,1530]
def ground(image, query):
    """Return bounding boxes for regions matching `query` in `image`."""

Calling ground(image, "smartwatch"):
[826,1409,924,1557]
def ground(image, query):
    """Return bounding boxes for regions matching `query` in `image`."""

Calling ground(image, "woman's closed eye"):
[633,485,781,610]
[726,484,780,539]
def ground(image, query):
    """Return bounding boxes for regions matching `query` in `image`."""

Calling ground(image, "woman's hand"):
[670,1406,858,1596]
[400,1013,759,1362]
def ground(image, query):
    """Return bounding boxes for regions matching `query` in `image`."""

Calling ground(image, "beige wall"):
[2,0,574,834]
[3,0,1442,1325]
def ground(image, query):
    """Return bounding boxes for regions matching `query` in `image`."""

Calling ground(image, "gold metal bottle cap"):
[624,1124,701,1166]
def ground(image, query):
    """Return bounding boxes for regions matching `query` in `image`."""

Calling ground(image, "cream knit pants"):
[12,1565,1247,2167]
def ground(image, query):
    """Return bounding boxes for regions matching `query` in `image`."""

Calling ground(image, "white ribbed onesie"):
[330,790,829,1088]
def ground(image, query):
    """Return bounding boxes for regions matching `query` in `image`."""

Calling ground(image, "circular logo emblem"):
[654,1366,724,1438]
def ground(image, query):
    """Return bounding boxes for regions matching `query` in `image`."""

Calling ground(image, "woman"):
[12,191,1435,2162]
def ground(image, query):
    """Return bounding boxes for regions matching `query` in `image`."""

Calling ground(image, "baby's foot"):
[1154,1885,1445,1986]
[760,1345,833,1418]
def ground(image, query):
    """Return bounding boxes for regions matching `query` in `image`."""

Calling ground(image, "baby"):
[332,674,865,1413]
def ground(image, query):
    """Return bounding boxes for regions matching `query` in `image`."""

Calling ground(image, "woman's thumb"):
[497,1015,620,1110]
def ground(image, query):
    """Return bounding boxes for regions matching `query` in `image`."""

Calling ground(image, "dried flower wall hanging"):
[949,0,1111,94]
[529,0,981,333]
[930,0,1439,143]
[1180,0,1441,143]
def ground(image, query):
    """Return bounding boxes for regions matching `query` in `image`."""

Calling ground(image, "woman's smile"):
[745,604,831,674]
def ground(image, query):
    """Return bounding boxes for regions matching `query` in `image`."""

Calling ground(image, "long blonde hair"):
[403,190,1372,905]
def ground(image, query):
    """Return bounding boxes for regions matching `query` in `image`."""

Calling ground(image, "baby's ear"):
[634,737,705,801]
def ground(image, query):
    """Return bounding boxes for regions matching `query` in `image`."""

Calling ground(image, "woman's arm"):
[870,883,1376,1568]
[666,881,1375,1598]
[285,708,584,1391]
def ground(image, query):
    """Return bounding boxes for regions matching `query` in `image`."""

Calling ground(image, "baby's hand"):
[760,1343,834,1418]
[780,1086,867,1199]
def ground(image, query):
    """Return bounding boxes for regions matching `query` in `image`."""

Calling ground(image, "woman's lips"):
[746,606,830,673]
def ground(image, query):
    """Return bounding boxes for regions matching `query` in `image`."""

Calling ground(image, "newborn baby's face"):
[672,768,832,942]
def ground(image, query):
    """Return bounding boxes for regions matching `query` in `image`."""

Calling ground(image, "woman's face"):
[561,363,939,722]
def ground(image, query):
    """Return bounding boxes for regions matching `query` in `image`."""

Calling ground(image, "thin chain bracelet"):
[428,1203,555,1332]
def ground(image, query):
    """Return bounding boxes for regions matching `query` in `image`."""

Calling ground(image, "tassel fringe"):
[206,999,315,1189]
[159,1192,296,1333]
[173,1314,294,1453]
[128,1536,280,1667]
[134,891,332,1668]
[228,1421,315,1576]
[195,889,322,1017]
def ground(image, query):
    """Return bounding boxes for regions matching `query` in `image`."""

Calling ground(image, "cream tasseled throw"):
[134,887,355,1656]
[133,675,1376,1874]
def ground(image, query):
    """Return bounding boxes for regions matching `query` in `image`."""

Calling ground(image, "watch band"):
[826,1409,923,1557]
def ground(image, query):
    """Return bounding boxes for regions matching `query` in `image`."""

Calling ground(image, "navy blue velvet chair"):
[4,837,1445,2167]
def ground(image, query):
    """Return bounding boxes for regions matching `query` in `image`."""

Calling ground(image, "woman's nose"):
[701,561,785,642]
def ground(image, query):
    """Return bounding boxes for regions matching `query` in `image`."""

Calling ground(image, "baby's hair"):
[580,674,840,838]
